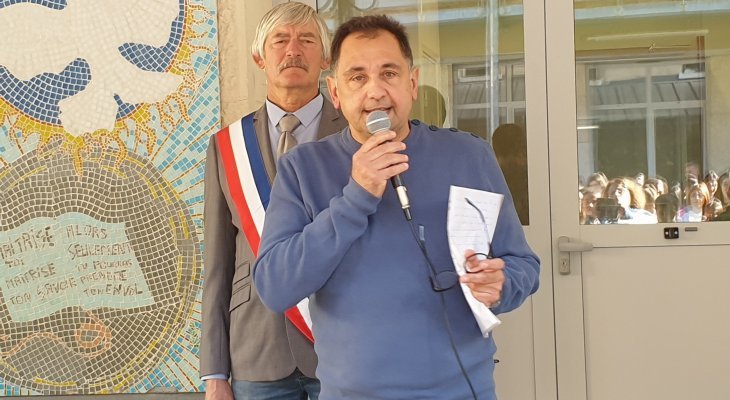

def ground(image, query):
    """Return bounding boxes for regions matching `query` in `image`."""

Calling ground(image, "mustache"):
[278,58,309,72]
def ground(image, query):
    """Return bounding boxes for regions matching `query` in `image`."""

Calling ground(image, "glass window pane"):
[319,0,530,225]
[654,108,703,188]
[593,109,648,179]
[575,1,730,224]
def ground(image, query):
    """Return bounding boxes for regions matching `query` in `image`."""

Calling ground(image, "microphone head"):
[366,110,391,134]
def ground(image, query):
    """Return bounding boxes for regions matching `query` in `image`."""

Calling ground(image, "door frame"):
[544,1,589,399]
[522,0,559,399]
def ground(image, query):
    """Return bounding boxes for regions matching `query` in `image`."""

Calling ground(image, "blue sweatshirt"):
[254,121,540,399]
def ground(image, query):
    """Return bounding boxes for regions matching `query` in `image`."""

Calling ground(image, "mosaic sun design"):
[0,0,212,172]
[0,0,219,395]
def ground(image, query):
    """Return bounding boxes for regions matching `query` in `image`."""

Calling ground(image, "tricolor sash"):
[216,112,314,343]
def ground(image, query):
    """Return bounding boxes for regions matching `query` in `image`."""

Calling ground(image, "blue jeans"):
[231,369,320,400]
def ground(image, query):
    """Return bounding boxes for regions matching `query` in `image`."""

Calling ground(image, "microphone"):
[366,110,412,221]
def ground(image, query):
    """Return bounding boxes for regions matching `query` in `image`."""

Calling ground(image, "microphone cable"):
[406,220,479,400]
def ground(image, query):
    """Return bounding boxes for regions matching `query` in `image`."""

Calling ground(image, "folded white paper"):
[447,185,503,337]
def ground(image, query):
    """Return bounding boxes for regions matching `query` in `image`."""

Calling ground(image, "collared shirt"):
[266,94,324,157]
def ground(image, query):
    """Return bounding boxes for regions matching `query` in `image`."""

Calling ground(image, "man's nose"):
[365,77,387,99]
[285,40,303,56]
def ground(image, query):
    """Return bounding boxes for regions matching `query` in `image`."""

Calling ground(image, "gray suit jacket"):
[200,99,347,381]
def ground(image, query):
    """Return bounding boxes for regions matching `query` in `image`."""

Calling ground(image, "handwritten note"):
[447,185,504,337]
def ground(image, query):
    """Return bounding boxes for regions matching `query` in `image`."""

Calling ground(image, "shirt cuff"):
[201,374,228,381]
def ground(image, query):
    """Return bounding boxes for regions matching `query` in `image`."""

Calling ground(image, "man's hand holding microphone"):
[351,110,412,220]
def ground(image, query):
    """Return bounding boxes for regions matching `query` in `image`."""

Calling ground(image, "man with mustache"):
[199,3,346,400]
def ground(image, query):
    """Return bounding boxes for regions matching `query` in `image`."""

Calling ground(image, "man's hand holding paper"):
[447,185,505,336]
[461,249,505,308]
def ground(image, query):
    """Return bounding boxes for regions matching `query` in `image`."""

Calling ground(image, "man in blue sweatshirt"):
[254,14,540,400]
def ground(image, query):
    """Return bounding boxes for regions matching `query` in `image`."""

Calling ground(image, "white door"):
[546,1,730,399]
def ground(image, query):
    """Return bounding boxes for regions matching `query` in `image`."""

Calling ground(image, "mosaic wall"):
[0,0,219,394]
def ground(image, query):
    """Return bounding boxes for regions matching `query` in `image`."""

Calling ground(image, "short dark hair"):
[655,193,679,223]
[330,15,413,73]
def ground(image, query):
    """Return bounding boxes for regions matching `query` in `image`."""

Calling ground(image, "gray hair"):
[251,2,331,62]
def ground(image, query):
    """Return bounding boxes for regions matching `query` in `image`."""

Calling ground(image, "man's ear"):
[326,76,340,109]
[321,57,331,71]
[410,67,420,101]
[252,53,265,69]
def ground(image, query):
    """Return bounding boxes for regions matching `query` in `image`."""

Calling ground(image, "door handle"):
[557,236,593,275]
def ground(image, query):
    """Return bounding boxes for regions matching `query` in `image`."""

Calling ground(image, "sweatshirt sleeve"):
[253,155,380,313]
